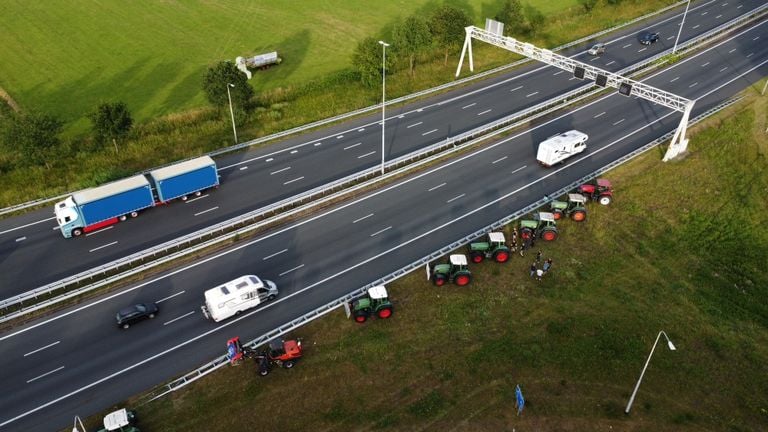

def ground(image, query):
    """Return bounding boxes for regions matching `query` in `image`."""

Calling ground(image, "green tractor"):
[550,193,588,222]
[519,212,559,241]
[95,408,139,432]
[349,285,394,323]
[468,232,510,263]
[430,254,472,286]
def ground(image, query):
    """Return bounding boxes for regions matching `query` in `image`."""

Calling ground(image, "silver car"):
[588,43,606,55]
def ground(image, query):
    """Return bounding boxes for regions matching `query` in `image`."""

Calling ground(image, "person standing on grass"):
[543,258,553,273]
[529,262,537,278]
[536,268,544,281]
[535,250,542,264]
[511,236,517,254]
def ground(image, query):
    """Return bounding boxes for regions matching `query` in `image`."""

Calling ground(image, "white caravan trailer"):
[536,130,588,167]
[201,275,279,322]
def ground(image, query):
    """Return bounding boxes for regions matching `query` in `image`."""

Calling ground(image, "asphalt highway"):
[1,17,765,431]
[1,0,762,295]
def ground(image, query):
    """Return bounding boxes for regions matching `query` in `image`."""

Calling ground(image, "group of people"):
[506,228,555,281]
[510,227,535,257]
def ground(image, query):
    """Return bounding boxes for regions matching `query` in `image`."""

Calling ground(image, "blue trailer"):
[54,175,155,238]
[149,156,219,202]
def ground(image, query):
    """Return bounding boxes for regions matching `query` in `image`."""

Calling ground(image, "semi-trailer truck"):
[54,156,219,238]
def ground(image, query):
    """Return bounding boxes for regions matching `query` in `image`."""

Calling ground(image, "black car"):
[639,31,660,45]
[116,303,158,328]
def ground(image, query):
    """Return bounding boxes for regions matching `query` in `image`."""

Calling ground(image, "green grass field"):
[0,0,578,131]
[77,83,768,431]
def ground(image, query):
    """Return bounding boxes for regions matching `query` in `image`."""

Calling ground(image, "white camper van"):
[536,130,588,167]
[201,275,279,322]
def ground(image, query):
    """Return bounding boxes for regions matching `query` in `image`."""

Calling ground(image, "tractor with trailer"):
[348,285,394,323]
[468,232,510,263]
[430,254,472,286]
[577,178,614,205]
[226,336,303,376]
[550,193,588,222]
[519,212,559,241]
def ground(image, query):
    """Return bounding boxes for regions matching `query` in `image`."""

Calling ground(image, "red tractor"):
[226,336,303,376]
[577,178,613,205]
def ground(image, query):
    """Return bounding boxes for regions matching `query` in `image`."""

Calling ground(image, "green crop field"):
[0,0,578,131]
[78,83,768,432]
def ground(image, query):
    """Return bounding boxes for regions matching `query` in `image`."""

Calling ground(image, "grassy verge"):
[0,0,679,207]
[77,83,768,431]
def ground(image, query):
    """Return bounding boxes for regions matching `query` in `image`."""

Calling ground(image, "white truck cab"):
[536,130,588,167]
[201,275,278,322]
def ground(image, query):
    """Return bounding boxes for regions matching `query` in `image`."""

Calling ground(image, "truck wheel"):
[119,215,127,222]
[598,195,612,206]
[377,306,393,319]
[267,295,276,301]
[73,229,83,237]
[283,360,295,369]
[181,195,188,201]
[195,191,202,197]
[571,210,586,222]
[469,250,484,264]
[130,211,139,218]
[493,250,510,263]
[433,274,447,286]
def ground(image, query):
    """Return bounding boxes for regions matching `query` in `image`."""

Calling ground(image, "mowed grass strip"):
[79,86,768,431]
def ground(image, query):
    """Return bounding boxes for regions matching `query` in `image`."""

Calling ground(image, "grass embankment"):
[80,85,768,431]
[0,0,678,207]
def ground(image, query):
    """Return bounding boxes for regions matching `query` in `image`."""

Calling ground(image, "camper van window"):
[220,286,230,295]
[249,276,261,285]
[235,281,248,289]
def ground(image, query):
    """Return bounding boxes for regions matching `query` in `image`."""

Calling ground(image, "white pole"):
[625,331,676,414]
[379,41,390,175]
[672,0,691,54]
[226,83,238,143]
[761,80,768,95]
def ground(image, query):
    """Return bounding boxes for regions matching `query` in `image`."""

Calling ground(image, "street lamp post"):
[625,330,677,414]
[672,0,691,54]
[378,40,390,175]
[226,83,238,143]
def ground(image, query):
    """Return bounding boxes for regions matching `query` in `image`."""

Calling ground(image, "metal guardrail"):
[0,0,691,217]
[2,2,765,318]
[138,94,744,403]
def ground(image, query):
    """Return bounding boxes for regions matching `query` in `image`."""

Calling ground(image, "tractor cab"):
[550,193,587,221]
[577,178,613,205]
[519,212,559,241]
[97,408,139,432]
[350,285,394,323]
[255,337,303,376]
[431,254,472,286]
[468,232,510,263]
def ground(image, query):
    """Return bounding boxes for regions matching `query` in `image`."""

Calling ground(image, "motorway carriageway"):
[0,0,763,295]
[0,16,766,432]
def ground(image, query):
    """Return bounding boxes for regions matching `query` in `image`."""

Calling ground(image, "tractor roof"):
[368,285,388,300]
[568,193,587,203]
[538,212,556,222]
[597,178,612,187]
[450,254,468,266]
[103,409,131,431]
[488,232,505,243]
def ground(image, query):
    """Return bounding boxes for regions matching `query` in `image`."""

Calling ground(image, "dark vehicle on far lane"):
[116,303,159,329]
[638,31,660,45]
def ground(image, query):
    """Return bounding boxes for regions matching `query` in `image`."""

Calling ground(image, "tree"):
[2,112,63,168]
[392,15,432,77]
[430,5,473,65]
[495,0,525,36]
[90,102,133,153]
[352,36,388,88]
[523,5,545,37]
[202,61,254,108]
[578,0,599,12]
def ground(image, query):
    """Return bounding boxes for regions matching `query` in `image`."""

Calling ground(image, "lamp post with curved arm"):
[625,330,676,414]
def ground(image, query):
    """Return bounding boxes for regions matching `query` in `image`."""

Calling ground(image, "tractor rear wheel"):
[283,360,295,369]
[552,210,563,220]
[377,306,393,319]
[259,368,270,376]
[571,210,586,222]
[469,250,484,264]
[433,274,448,286]
[454,273,472,286]
[493,250,510,263]
[520,227,534,240]
[541,228,558,241]
[598,195,612,206]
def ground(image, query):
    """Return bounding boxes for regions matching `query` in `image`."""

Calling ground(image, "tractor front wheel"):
[353,311,369,323]
[552,210,563,220]
[283,360,295,369]
[433,273,448,286]
[469,250,485,264]
[571,210,586,222]
[454,273,472,286]
[520,227,534,240]
[377,306,393,319]
[598,195,612,206]
[541,228,558,241]
[493,250,510,263]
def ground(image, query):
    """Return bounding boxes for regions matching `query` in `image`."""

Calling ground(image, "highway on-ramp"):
[0,0,761,296]
[1,17,766,432]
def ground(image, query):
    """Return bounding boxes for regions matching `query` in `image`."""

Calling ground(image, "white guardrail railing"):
[0,0,692,217]
[1,2,765,319]
[137,94,744,404]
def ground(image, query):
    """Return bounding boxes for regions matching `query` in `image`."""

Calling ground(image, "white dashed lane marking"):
[193,207,218,217]
[605,61,615,66]
[510,86,523,92]
[729,48,736,53]
[370,226,392,237]
[422,129,438,136]
[89,241,118,253]
[279,264,305,276]
[692,24,700,29]
[492,156,508,164]
[511,165,527,174]
[262,249,288,260]
[446,194,465,203]
[593,112,606,119]
[353,213,374,224]
[156,291,185,303]
[343,142,361,150]
[689,82,699,88]
[477,109,492,116]
[622,44,632,48]
[336,135,344,139]
[357,151,376,159]
[283,177,304,185]
[184,194,209,203]
[239,166,248,171]
[24,341,60,357]
[720,66,728,72]
[670,77,679,82]
[613,119,625,126]
[85,226,114,236]
[462,103,476,109]
[270,167,291,175]
[428,183,446,192]
[526,92,539,97]
[163,311,195,326]
[358,128,365,132]
[553,71,564,76]
[265,158,274,162]
[701,62,710,67]
[27,366,65,384]
[15,237,26,242]
[406,122,422,129]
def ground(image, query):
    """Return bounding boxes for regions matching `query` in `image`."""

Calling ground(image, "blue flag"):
[515,385,525,415]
